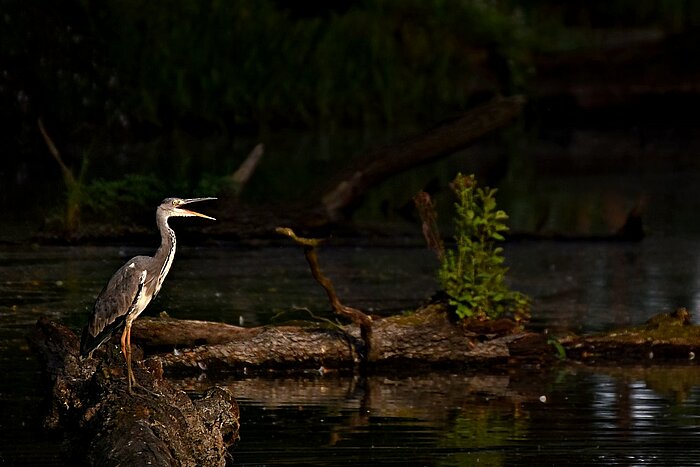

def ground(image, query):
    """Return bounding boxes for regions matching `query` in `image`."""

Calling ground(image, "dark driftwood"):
[560,309,700,363]
[275,227,375,360]
[132,304,550,375]
[131,307,700,378]
[134,315,249,348]
[32,301,697,465]
[29,317,240,467]
[30,306,700,465]
[209,97,526,239]
[318,96,525,220]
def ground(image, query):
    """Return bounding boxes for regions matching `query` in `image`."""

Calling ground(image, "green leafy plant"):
[547,335,567,360]
[438,174,530,321]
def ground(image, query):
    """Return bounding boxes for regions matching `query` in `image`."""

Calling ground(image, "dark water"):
[3,238,700,465]
[208,367,700,466]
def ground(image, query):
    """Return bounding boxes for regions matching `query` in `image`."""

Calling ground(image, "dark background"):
[3,0,700,238]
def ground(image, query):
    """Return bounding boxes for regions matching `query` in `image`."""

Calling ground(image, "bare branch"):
[230,143,264,195]
[38,119,75,185]
[413,191,445,261]
[276,226,373,360]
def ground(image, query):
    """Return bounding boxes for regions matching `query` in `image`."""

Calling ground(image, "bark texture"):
[133,308,700,377]
[135,304,550,375]
[29,317,240,467]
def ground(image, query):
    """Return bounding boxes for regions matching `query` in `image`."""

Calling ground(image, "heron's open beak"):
[176,197,217,220]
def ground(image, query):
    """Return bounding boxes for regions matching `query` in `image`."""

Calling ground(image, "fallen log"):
[33,298,699,465]
[132,303,550,376]
[206,96,526,239]
[29,317,240,466]
[130,306,700,378]
[561,308,700,363]
[317,95,525,220]
[36,97,525,243]
[134,314,249,348]
[31,305,700,465]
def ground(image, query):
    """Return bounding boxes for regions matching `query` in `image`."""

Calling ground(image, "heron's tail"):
[80,319,125,359]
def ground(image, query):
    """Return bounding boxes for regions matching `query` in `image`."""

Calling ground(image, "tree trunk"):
[131,307,700,376]
[133,304,550,375]
[317,96,525,220]
[29,317,240,467]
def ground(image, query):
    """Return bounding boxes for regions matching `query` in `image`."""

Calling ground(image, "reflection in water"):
[170,367,700,466]
[206,372,539,467]
[507,237,700,333]
[4,240,700,464]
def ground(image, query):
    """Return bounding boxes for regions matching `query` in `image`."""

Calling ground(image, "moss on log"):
[561,308,700,363]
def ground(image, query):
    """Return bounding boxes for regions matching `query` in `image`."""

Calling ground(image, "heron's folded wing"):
[80,259,148,356]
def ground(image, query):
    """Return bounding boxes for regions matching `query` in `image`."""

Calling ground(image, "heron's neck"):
[154,213,177,295]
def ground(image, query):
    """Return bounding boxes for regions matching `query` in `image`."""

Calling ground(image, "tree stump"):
[29,317,240,466]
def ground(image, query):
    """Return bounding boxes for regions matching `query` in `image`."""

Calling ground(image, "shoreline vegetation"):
[4,2,700,235]
[6,1,699,134]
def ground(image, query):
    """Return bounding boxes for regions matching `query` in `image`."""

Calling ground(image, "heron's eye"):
[172,200,179,206]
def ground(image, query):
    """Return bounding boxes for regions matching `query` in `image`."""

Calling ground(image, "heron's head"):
[158,197,216,220]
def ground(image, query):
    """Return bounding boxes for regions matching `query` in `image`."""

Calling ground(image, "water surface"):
[2,238,700,465]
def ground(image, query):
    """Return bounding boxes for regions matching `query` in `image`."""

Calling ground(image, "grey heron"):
[80,197,216,393]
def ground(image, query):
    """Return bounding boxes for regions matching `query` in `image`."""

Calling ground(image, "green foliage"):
[82,174,165,218]
[62,150,90,232]
[38,119,90,234]
[4,0,535,131]
[99,0,531,127]
[7,0,700,135]
[439,174,530,321]
[547,335,567,360]
[48,172,165,230]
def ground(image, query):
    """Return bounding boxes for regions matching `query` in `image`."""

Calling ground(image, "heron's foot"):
[128,380,161,397]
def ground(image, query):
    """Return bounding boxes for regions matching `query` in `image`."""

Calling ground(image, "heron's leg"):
[117,320,159,396]
[126,322,138,392]
[119,323,133,393]
[120,322,136,393]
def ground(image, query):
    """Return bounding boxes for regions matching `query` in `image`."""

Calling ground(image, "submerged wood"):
[29,317,240,466]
